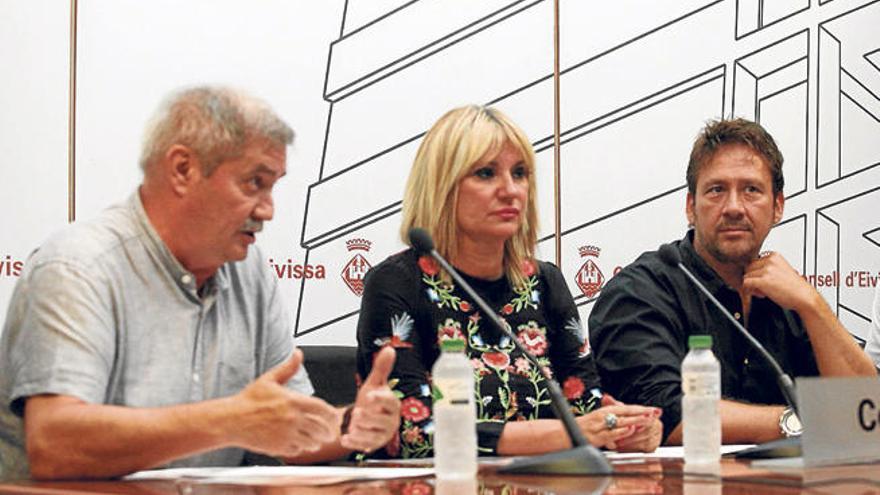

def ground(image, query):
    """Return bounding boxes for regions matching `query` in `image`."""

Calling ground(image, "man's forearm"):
[798,294,877,377]
[25,352,343,480]
[665,400,784,445]
[25,395,244,480]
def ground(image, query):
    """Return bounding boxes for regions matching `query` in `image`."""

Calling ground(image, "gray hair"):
[139,86,295,175]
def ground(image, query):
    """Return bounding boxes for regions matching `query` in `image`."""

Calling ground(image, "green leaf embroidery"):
[422,275,463,311]
[498,386,509,410]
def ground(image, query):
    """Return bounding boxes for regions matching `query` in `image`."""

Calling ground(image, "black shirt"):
[357,249,602,458]
[589,231,819,442]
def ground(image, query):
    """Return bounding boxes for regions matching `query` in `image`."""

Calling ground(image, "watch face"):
[783,410,803,435]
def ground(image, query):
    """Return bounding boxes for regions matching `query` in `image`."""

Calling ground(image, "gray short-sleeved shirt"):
[0,192,312,479]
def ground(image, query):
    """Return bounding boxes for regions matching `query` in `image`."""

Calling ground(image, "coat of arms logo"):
[341,238,372,296]
[575,245,605,298]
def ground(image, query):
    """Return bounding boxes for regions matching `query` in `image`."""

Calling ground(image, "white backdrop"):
[1,0,878,347]
[0,1,70,324]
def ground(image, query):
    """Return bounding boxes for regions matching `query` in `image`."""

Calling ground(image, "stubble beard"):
[702,233,760,268]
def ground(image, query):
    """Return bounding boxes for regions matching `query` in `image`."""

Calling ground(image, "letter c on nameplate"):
[858,398,876,431]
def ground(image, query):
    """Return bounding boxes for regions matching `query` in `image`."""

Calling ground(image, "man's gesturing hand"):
[341,346,401,452]
[231,349,338,458]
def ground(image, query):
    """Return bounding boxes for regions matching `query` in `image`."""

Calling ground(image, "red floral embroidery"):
[516,326,548,356]
[417,256,439,276]
[437,320,464,344]
[522,259,536,277]
[471,358,490,375]
[563,376,585,400]
[459,300,471,312]
[400,397,431,422]
[386,336,413,349]
[482,352,510,369]
[578,340,590,356]
[514,357,530,375]
[501,304,514,315]
[403,425,424,444]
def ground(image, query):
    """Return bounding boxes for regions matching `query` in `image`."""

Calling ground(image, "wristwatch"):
[778,407,803,438]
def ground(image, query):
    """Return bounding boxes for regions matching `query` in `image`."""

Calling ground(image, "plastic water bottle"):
[682,334,721,465]
[432,338,477,479]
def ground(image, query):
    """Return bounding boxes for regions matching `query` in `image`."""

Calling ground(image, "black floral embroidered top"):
[356,248,603,458]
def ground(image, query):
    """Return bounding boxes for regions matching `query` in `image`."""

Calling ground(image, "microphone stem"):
[676,262,799,416]
[429,250,590,448]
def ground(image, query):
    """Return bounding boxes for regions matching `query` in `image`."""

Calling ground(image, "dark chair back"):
[299,345,358,406]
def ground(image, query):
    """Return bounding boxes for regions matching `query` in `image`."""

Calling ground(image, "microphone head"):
[657,243,682,267]
[408,228,435,254]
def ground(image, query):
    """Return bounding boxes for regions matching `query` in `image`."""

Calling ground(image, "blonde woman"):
[356,105,662,458]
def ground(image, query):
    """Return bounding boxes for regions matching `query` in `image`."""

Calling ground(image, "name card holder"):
[797,376,880,467]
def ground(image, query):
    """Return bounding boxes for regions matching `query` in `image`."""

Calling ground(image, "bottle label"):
[683,373,720,397]
[434,378,471,406]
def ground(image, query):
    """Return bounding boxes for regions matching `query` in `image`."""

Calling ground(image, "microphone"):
[658,243,802,459]
[408,227,611,475]
[657,244,798,415]
[407,227,435,254]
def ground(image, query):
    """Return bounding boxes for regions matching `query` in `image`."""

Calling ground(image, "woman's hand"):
[575,404,661,450]
[613,415,663,453]
[595,393,663,452]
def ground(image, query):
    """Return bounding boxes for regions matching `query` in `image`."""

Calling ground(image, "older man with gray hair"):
[0,86,400,480]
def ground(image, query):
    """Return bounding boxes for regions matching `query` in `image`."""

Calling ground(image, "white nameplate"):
[797,376,880,466]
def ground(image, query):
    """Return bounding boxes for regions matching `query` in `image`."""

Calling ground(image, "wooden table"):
[2,457,879,494]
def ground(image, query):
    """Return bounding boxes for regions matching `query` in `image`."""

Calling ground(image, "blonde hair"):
[399,105,539,288]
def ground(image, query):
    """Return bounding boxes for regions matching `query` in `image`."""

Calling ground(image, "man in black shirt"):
[589,118,876,445]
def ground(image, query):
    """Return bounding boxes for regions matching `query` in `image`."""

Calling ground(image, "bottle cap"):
[439,338,466,352]
[688,334,713,349]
